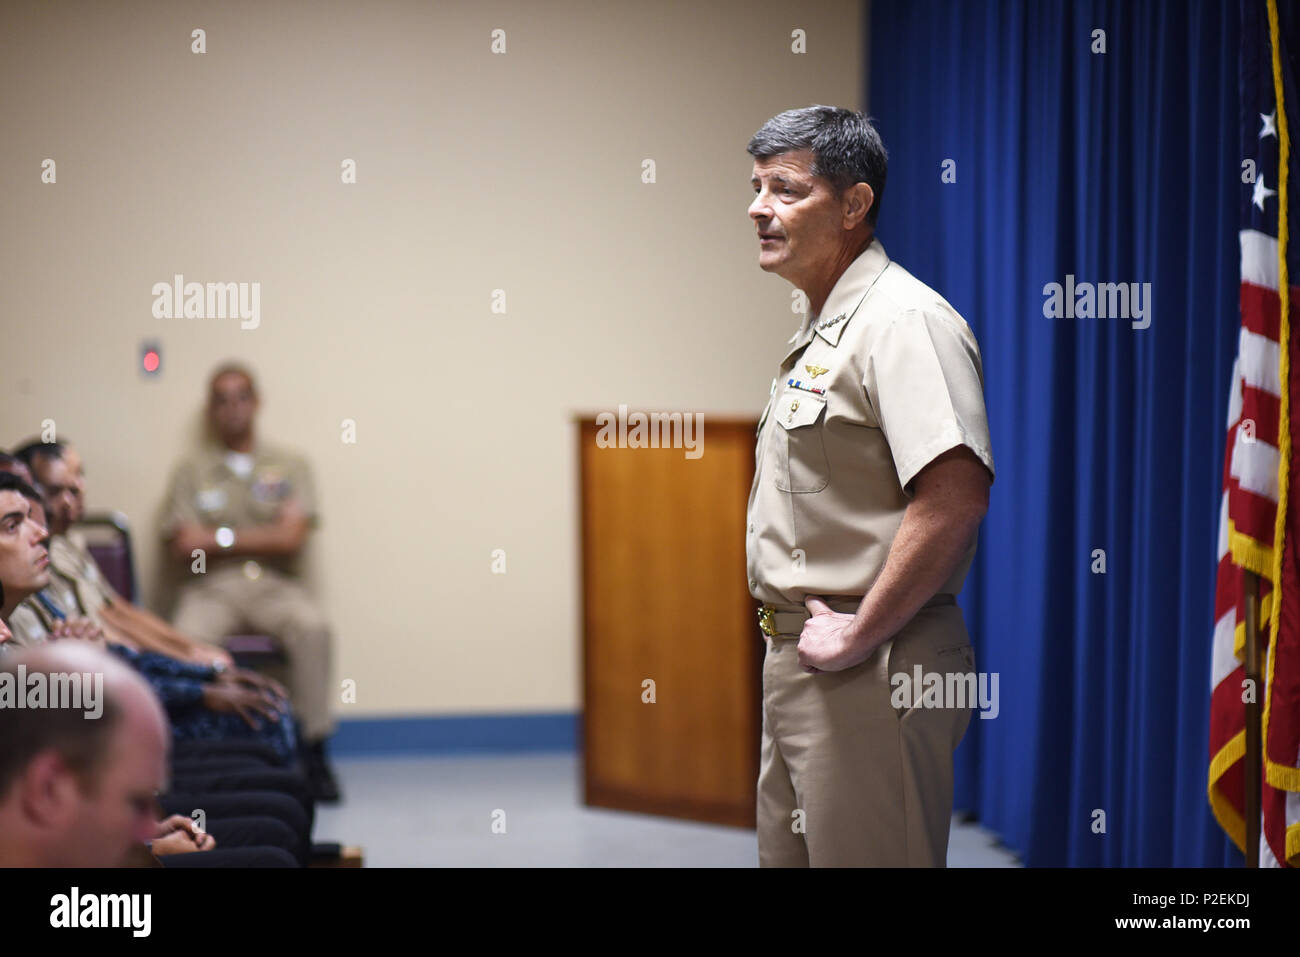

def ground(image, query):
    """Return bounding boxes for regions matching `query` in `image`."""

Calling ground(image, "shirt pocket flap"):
[775,391,827,430]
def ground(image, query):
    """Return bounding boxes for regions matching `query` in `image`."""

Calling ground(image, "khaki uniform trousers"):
[173,563,335,741]
[757,595,976,867]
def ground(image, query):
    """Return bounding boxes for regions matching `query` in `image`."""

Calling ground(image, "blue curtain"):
[869,0,1242,866]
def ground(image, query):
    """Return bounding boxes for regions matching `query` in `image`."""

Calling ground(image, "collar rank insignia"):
[815,312,846,331]
[805,364,830,378]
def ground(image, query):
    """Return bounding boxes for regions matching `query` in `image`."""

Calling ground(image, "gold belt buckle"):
[757,605,777,637]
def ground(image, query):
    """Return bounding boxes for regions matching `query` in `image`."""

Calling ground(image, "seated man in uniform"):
[13,439,232,665]
[0,453,34,488]
[0,474,318,861]
[0,471,301,764]
[0,462,109,648]
[161,361,340,801]
[0,457,88,646]
[0,473,53,645]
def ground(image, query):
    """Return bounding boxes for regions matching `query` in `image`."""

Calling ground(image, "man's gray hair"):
[747,105,888,227]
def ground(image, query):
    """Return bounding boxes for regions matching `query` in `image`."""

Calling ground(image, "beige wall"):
[0,0,864,717]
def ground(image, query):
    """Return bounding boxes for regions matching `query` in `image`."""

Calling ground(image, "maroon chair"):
[80,511,138,602]
[224,632,287,668]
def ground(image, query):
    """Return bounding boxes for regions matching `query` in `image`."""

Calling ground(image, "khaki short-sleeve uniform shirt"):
[5,595,57,648]
[746,237,995,609]
[161,443,319,577]
[48,531,116,624]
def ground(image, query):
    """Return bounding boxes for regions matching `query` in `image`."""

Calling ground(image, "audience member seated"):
[0,473,315,865]
[0,643,299,867]
[14,439,230,666]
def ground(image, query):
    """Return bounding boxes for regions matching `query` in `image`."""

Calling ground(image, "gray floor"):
[315,753,1022,867]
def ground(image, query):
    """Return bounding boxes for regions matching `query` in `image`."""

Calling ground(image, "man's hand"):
[201,683,282,729]
[50,617,107,645]
[276,496,307,526]
[170,523,213,562]
[152,814,216,854]
[186,642,235,669]
[797,596,878,674]
[218,666,290,703]
[798,447,991,677]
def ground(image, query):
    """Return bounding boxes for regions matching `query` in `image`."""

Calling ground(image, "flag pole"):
[1243,570,1263,867]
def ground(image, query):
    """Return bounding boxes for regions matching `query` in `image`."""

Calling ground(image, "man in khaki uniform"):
[14,439,232,665]
[0,473,53,650]
[0,463,99,649]
[161,362,339,800]
[745,107,995,866]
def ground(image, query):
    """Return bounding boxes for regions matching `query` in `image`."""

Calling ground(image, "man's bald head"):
[0,643,169,867]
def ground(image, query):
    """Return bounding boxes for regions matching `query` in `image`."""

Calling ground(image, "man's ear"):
[19,751,78,830]
[845,182,875,230]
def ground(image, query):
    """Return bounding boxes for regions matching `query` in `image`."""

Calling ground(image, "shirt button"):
[748,579,757,589]
[748,524,754,533]
[243,560,262,581]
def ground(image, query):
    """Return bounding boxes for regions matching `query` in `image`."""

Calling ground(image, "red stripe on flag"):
[1239,385,1283,447]
[1229,483,1282,545]
[1241,282,1283,342]
[1211,664,1247,755]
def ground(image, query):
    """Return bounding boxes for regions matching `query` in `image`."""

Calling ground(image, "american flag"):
[1208,0,1300,868]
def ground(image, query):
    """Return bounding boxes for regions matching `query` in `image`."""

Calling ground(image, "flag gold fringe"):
[1263,0,1300,797]
[1229,527,1273,581]
[1209,730,1248,853]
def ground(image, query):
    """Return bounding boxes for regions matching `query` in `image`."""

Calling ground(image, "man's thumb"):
[805,595,833,616]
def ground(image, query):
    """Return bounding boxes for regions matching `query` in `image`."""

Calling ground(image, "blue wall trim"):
[329,711,579,757]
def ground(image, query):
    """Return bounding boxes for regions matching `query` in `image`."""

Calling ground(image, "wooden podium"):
[578,415,762,827]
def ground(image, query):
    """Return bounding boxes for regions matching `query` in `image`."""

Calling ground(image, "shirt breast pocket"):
[774,391,829,493]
